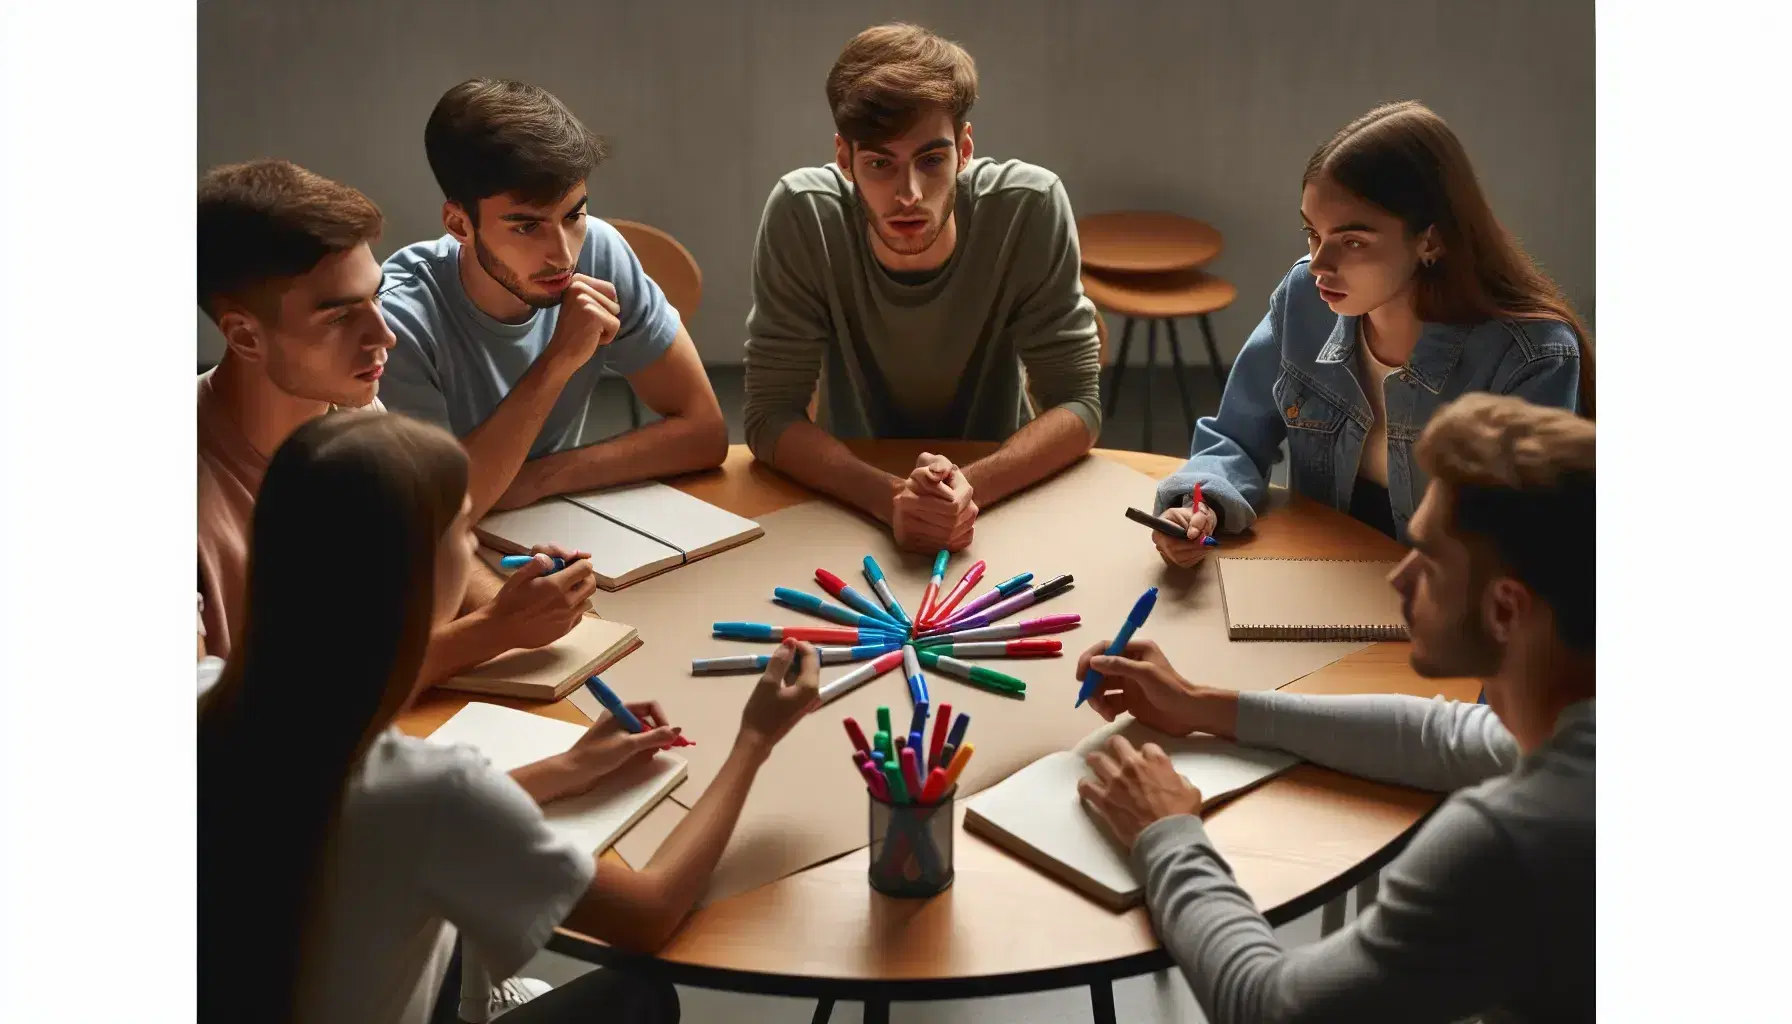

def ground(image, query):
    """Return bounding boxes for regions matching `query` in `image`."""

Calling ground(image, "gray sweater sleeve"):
[1008,182,1103,440]
[1133,796,1521,1024]
[742,182,830,462]
[1236,691,1519,793]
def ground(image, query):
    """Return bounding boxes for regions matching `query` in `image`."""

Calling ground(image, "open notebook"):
[441,615,639,702]
[963,719,1299,911]
[1217,557,1408,641]
[426,702,687,856]
[477,482,763,589]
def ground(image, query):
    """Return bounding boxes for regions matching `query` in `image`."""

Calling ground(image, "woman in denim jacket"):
[1151,101,1595,562]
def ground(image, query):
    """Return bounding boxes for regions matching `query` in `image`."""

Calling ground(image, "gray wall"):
[198,0,1593,367]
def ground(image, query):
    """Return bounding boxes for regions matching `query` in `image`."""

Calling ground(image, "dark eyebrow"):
[501,194,587,223]
[1304,213,1369,234]
[860,138,954,158]
[317,275,387,311]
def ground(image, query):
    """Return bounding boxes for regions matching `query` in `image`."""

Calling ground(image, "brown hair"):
[1417,393,1595,652]
[197,412,469,1023]
[1306,101,1596,418]
[197,159,383,321]
[425,78,606,219]
[826,23,978,146]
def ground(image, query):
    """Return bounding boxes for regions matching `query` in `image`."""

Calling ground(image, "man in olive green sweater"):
[743,23,1103,553]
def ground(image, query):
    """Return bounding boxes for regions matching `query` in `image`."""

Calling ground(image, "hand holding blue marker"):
[1076,587,1158,708]
[585,675,694,747]
[500,553,568,573]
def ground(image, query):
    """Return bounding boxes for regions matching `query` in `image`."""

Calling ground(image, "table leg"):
[1089,978,1118,1024]
[1354,872,1380,914]
[1197,314,1228,389]
[1320,892,1348,936]
[809,998,835,1024]
[1104,318,1136,421]
[863,999,891,1024]
[1164,317,1197,434]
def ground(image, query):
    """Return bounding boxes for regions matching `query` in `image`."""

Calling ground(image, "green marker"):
[874,730,892,764]
[884,760,910,803]
[876,705,893,740]
[916,649,1026,695]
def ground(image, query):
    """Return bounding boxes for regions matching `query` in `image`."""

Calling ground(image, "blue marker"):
[995,572,1035,595]
[861,556,913,627]
[1077,587,1159,708]
[901,644,930,710]
[691,654,773,673]
[909,703,929,738]
[943,711,971,757]
[773,587,906,633]
[499,554,566,573]
[817,642,904,665]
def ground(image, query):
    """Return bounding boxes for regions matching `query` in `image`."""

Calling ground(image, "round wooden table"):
[399,442,1475,1024]
[1077,211,1224,274]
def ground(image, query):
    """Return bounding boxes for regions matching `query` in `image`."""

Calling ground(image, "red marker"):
[920,766,951,804]
[900,746,924,798]
[915,549,949,625]
[928,702,953,772]
[925,560,986,628]
[857,757,890,800]
[843,717,871,758]
[814,569,905,628]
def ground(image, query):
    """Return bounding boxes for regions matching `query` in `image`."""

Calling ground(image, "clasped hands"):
[891,451,978,553]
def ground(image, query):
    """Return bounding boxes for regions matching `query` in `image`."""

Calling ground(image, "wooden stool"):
[1081,267,1237,452]
[1076,211,1230,450]
[607,220,703,429]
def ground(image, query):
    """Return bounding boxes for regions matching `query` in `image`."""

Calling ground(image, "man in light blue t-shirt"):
[379,78,727,519]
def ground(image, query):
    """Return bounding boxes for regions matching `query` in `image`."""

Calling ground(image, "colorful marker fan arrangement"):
[694,550,1078,708]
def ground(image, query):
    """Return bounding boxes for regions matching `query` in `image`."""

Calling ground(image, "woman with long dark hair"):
[198,411,819,1024]
[1150,101,1593,559]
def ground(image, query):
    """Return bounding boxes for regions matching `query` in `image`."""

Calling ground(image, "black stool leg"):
[864,999,891,1024]
[1103,317,1136,421]
[628,389,643,429]
[1090,979,1118,1024]
[809,998,835,1024]
[1198,313,1228,389]
[1164,317,1196,434]
[1142,320,1159,453]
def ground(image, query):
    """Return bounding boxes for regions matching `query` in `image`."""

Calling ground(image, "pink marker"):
[919,611,1081,644]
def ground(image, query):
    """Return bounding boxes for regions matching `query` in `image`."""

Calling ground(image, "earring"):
[1421,254,1437,268]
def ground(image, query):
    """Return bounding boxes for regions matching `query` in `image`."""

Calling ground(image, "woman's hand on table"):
[1152,502,1218,569]
[736,639,822,761]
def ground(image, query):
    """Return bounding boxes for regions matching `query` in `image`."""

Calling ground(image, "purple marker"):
[932,572,1035,629]
[921,575,1073,635]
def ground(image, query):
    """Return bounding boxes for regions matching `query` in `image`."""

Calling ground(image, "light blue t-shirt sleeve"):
[583,217,681,378]
[377,263,458,433]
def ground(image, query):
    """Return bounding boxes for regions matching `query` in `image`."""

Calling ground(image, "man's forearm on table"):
[463,353,580,518]
[766,419,902,523]
[962,406,1094,507]
[500,407,728,509]
[1237,691,1520,793]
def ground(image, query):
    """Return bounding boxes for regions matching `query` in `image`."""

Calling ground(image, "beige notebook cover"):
[426,702,686,856]
[440,615,640,701]
[963,719,1299,910]
[476,482,763,589]
[1217,557,1408,641]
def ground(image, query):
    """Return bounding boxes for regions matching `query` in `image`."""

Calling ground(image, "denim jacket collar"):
[1315,316,1469,394]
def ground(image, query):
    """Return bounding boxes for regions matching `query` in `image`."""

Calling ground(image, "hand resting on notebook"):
[507,697,683,806]
[1078,735,1206,849]
[1074,639,1240,740]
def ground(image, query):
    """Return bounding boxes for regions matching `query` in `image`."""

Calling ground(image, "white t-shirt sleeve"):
[420,750,598,981]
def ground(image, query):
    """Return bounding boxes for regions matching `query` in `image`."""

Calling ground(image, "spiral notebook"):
[1217,558,1408,641]
[476,482,763,590]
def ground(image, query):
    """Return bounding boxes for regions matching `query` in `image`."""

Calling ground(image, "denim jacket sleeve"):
[1152,280,1288,530]
[1489,321,1582,414]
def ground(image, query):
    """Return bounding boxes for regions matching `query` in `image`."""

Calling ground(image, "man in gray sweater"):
[743,23,1103,553]
[1077,393,1594,1023]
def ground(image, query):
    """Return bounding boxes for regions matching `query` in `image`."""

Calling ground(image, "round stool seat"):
[1081,267,1237,319]
[1078,211,1224,274]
